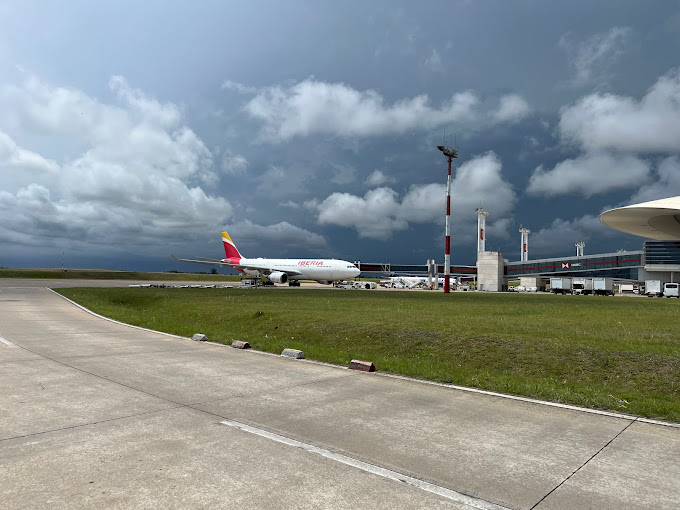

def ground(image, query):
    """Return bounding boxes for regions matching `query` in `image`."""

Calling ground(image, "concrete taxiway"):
[1,280,679,509]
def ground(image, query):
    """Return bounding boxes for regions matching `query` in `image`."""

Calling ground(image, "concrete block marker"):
[281,348,305,359]
[192,333,208,342]
[349,359,376,372]
[231,340,251,349]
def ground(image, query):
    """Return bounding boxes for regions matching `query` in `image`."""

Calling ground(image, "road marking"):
[0,336,16,347]
[220,419,511,510]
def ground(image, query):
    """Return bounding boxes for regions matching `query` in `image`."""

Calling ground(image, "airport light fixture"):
[575,242,586,257]
[437,145,459,294]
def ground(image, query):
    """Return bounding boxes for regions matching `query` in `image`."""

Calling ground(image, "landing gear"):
[288,281,301,287]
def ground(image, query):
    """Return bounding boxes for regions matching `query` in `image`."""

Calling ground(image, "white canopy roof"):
[600,196,680,240]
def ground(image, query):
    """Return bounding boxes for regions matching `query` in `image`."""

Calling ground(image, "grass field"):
[55,287,680,422]
[0,267,240,282]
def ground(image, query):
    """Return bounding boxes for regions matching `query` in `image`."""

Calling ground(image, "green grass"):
[0,267,240,282]
[55,287,680,422]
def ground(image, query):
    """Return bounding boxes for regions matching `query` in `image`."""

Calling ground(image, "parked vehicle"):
[645,280,663,297]
[664,283,679,298]
[592,278,614,296]
[550,277,572,294]
[572,277,593,295]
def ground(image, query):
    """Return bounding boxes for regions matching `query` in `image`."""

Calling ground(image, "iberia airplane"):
[172,231,361,286]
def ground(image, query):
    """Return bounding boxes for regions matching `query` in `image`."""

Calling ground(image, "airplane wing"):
[171,254,234,267]
[172,255,305,277]
[231,263,304,276]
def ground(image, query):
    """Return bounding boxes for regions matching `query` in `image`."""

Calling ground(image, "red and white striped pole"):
[438,145,458,294]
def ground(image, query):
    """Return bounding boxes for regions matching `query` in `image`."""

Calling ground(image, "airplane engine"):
[268,271,288,284]
[317,280,332,285]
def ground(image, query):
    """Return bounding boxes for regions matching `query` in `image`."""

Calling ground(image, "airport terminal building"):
[359,196,680,290]
[506,240,680,281]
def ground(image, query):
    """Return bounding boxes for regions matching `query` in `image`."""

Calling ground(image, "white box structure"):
[477,251,507,292]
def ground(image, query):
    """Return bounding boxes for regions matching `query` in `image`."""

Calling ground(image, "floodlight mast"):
[437,145,459,294]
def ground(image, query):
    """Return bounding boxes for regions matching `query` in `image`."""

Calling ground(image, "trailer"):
[572,277,593,295]
[592,277,614,296]
[619,283,635,294]
[664,283,679,298]
[645,280,663,297]
[550,277,572,294]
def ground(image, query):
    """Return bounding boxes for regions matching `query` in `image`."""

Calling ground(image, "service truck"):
[550,277,572,294]
[619,283,635,293]
[592,277,614,296]
[664,282,679,298]
[645,280,663,297]
[572,277,593,295]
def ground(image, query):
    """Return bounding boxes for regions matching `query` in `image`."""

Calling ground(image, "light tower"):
[519,227,530,262]
[437,144,458,294]
[475,208,488,252]
[575,242,585,257]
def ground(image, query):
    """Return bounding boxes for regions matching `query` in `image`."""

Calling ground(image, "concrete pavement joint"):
[38,347,213,362]
[0,405,185,443]
[7,341,190,408]
[49,287,680,430]
[529,418,639,509]
[220,419,513,510]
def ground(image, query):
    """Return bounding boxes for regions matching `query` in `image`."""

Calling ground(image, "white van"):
[664,283,679,298]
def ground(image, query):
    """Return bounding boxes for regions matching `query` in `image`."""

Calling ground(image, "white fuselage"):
[238,258,360,282]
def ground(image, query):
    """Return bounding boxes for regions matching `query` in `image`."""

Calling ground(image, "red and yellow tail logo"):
[221,231,242,262]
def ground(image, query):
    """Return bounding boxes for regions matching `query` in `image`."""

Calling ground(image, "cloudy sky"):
[1,1,679,271]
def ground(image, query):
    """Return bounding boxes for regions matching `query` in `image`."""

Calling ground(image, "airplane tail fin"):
[221,231,243,260]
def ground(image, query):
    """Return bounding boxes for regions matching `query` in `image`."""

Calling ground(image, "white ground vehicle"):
[572,278,593,295]
[645,280,663,297]
[593,278,614,296]
[550,277,572,294]
[664,283,679,298]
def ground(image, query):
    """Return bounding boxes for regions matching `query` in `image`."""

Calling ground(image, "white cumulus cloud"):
[242,78,479,141]
[221,149,249,175]
[317,187,407,240]
[629,156,680,204]
[365,169,395,187]
[493,94,531,123]
[0,75,231,253]
[314,151,515,241]
[527,151,650,197]
[559,69,680,153]
[226,220,330,254]
[0,131,61,194]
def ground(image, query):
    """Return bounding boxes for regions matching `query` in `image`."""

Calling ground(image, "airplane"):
[172,231,361,286]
